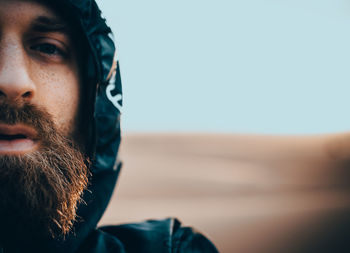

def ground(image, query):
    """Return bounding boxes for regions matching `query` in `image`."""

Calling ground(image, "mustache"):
[0,102,57,140]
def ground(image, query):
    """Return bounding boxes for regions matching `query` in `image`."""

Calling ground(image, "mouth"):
[0,124,39,155]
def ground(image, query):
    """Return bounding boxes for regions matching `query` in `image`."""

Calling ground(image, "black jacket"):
[0,0,219,252]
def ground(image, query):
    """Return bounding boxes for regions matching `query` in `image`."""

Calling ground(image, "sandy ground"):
[99,133,350,253]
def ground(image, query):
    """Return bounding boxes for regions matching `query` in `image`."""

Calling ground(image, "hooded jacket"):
[1,1,219,252]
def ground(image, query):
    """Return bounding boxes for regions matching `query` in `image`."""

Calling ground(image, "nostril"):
[0,91,5,97]
[22,91,32,98]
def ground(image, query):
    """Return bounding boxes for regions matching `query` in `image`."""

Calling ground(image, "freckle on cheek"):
[34,67,80,136]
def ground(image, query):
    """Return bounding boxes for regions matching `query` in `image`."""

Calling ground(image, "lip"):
[0,124,39,155]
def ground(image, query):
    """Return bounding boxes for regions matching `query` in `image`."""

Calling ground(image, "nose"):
[0,39,36,103]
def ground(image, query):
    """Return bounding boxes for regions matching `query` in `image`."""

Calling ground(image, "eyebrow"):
[29,15,70,34]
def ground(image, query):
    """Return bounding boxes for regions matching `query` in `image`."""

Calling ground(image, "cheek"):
[33,66,80,135]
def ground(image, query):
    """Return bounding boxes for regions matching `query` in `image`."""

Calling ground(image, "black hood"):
[50,0,123,172]
[1,1,123,252]
[52,0,124,252]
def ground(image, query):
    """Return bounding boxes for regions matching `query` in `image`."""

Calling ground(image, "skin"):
[0,0,80,154]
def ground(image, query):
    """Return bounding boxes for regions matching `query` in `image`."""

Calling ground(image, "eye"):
[30,43,63,56]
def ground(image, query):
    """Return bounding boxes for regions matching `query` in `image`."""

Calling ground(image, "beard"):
[0,102,89,239]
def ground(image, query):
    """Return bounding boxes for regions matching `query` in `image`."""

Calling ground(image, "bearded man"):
[0,0,218,252]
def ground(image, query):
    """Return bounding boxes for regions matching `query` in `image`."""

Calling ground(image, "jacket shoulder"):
[94,218,219,253]
[170,218,219,253]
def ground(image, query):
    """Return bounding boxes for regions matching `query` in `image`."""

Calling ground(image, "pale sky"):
[97,0,350,134]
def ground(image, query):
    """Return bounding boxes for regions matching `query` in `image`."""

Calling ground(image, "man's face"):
[0,0,89,238]
[0,0,80,151]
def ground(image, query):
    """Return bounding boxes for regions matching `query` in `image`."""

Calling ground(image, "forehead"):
[0,0,67,29]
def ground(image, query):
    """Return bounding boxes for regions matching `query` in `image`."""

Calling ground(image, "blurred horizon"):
[97,0,350,134]
[101,132,350,252]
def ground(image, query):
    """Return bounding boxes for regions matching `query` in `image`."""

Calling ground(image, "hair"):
[0,102,90,238]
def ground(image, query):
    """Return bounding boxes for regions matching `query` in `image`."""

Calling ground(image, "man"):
[0,0,218,252]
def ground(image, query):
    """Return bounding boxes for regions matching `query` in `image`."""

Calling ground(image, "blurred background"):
[97,0,350,134]
[97,1,350,252]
